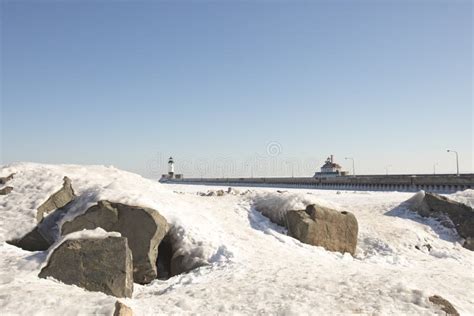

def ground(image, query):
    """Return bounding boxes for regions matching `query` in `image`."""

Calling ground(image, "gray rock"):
[37,200,76,245]
[11,198,78,251]
[429,295,459,315]
[424,193,474,238]
[114,301,133,316]
[0,173,14,185]
[37,176,75,222]
[39,237,133,298]
[409,192,474,251]
[225,187,240,195]
[9,227,51,251]
[15,199,79,251]
[7,200,76,251]
[61,201,169,284]
[0,186,13,195]
[414,243,432,252]
[286,204,358,256]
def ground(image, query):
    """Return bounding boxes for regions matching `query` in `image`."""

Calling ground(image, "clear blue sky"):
[1,0,472,178]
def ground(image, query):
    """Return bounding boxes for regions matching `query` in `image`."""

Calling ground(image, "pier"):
[162,174,474,193]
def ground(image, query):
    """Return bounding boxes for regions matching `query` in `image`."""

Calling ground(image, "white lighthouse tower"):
[168,156,175,178]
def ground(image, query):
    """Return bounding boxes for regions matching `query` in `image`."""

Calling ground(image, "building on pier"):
[314,155,348,178]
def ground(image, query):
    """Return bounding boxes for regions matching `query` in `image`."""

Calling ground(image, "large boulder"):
[39,237,133,298]
[61,200,169,284]
[409,192,474,250]
[286,204,358,256]
[37,176,76,222]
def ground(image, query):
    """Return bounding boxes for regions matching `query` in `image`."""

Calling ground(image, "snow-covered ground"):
[0,163,473,315]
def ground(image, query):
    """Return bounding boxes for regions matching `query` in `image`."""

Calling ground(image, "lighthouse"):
[159,156,183,182]
[168,156,175,178]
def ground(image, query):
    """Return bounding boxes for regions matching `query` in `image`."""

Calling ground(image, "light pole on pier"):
[285,161,294,178]
[219,165,225,178]
[245,163,254,178]
[433,162,438,175]
[345,157,355,177]
[447,149,459,176]
[385,165,392,176]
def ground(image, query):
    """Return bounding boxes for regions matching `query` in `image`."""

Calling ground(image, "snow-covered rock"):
[253,191,341,227]
[406,191,474,250]
[36,176,75,222]
[39,230,133,298]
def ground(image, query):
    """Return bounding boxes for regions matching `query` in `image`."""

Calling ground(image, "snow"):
[450,189,474,208]
[0,162,473,315]
[252,191,342,226]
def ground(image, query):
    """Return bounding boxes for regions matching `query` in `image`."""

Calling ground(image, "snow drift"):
[252,191,342,226]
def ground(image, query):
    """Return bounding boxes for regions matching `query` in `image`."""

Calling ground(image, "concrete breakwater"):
[163,174,474,193]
